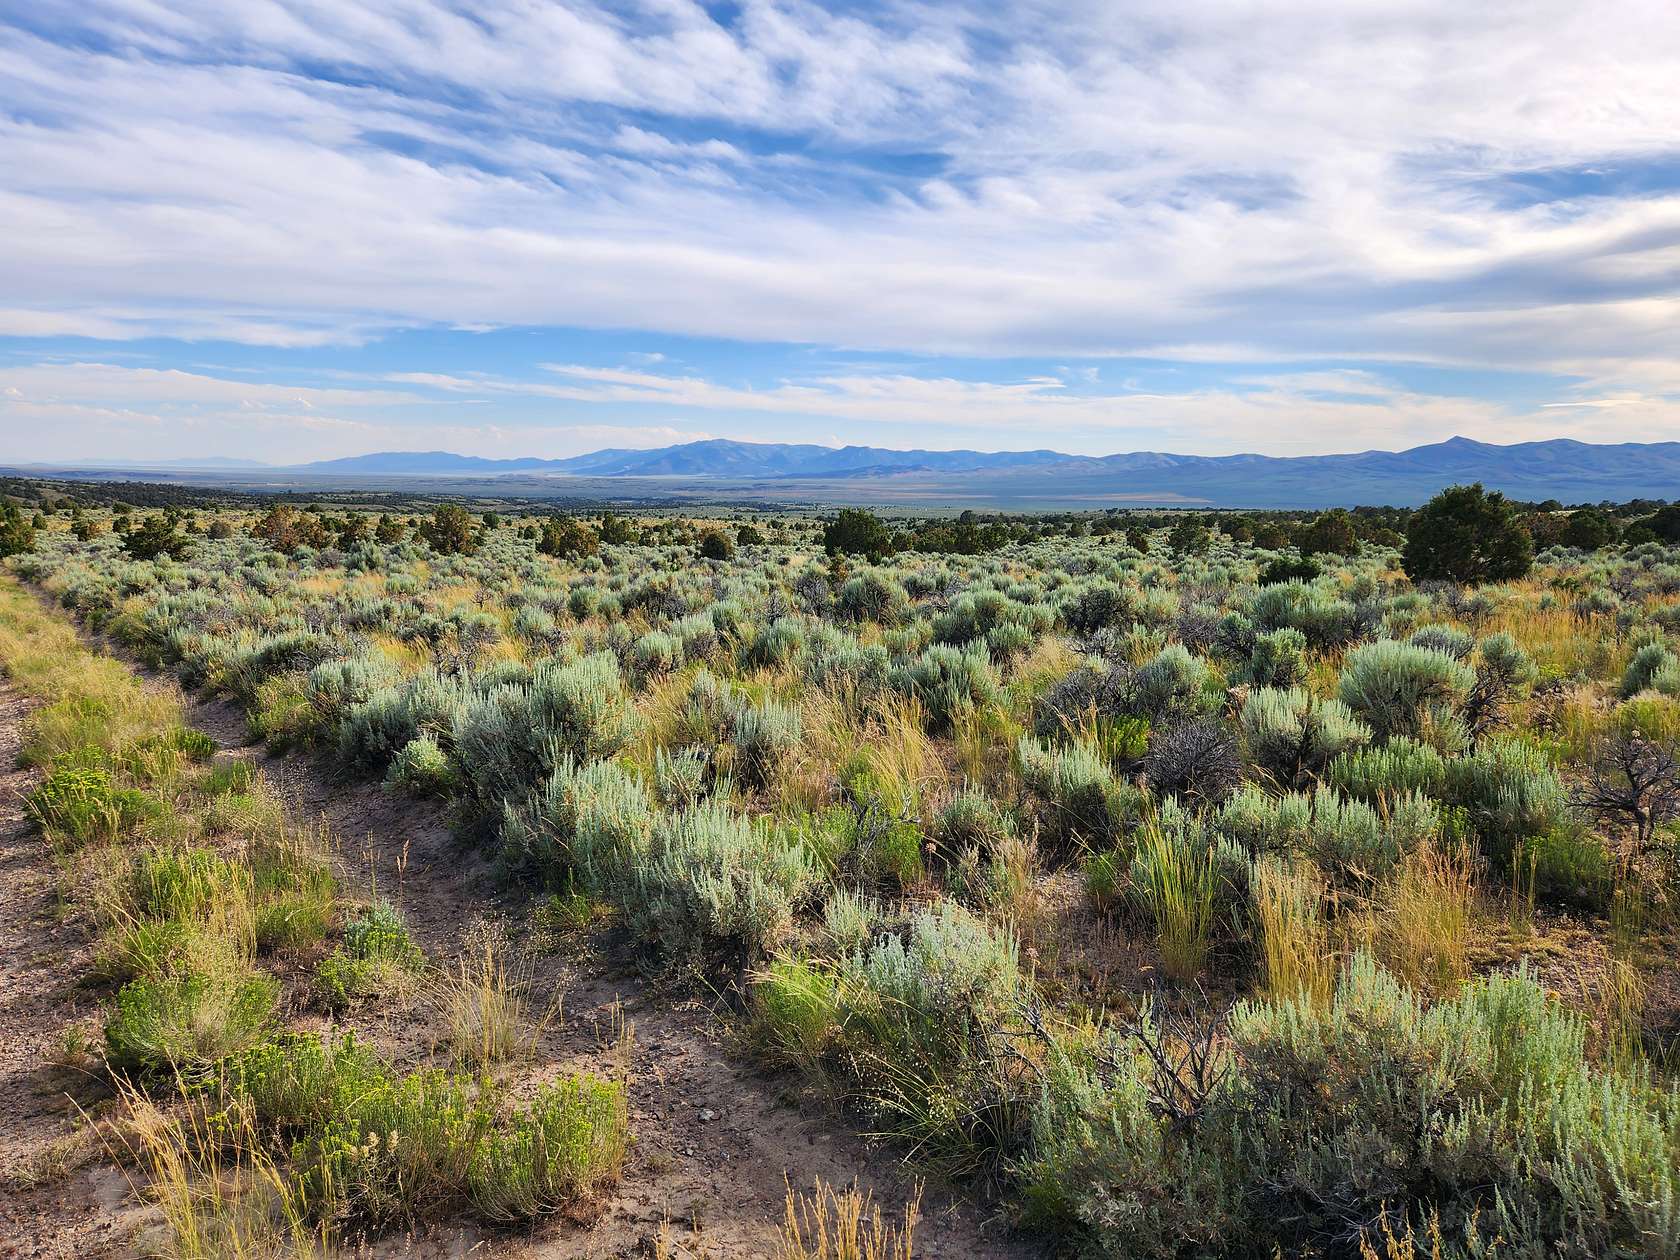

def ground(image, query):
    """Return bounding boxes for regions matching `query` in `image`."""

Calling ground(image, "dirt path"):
[0,685,142,1259]
[0,602,1040,1259]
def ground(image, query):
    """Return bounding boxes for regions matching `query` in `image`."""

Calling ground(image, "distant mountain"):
[299,450,568,474]
[299,440,1066,479]
[545,438,1067,478]
[283,435,1680,507]
[24,435,1678,508]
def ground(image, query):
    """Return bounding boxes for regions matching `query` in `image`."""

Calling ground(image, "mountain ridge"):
[289,434,1680,505]
[18,435,1680,508]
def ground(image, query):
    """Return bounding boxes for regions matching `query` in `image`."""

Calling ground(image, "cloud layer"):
[2,1,1679,459]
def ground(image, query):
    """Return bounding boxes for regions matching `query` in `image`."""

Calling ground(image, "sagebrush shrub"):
[1337,638,1475,742]
[1239,686,1371,789]
[1027,954,1680,1259]
[1621,640,1680,698]
[1446,734,1567,864]
[893,642,998,732]
[729,698,803,790]
[1017,734,1133,847]
[625,801,819,967]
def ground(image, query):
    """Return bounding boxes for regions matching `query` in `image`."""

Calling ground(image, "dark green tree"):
[1401,483,1533,584]
[698,529,735,560]
[1561,508,1619,551]
[538,516,598,559]
[419,503,480,555]
[0,504,36,558]
[1298,508,1360,557]
[1636,503,1680,544]
[121,512,189,560]
[598,512,636,545]
[1167,516,1210,555]
[823,508,893,557]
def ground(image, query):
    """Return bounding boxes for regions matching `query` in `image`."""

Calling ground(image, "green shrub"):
[1520,823,1615,912]
[499,756,653,888]
[1238,686,1370,789]
[26,763,161,847]
[250,671,318,751]
[1303,785,1432,887]
[930,789,1016,864]
[315,903,423,1011]
[1337,639,1475,743]
[1022,1014,1239,1258]
[450,652,640,829]
[831,903,1029,1176]
[385,734,457,797]
[105,968,279,1074]
[1324,735,1447,803]
[1131,644,1218,725]
[127,846,240,921]
[1241,626,1308,688]
[814,887,876,952]
[841,902,1020,1066]
[755,957,842,1068]
[467,1074,630,1221]
[858,811,925,888]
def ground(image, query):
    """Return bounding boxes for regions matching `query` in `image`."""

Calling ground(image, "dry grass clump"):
[114,1082,329,1260]
[779,1178,919,1260]
[1254,857,1335,1006]
[429,923,557,1068]
[1378,841,1474,994]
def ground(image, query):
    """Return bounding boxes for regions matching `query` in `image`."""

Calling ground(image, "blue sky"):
[3,1,1679,464]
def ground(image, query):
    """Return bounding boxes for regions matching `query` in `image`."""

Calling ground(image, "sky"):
[3,0,1680,465]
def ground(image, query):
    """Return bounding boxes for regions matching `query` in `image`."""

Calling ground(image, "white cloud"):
[9,356,1680,463]
[2,1,1680,458]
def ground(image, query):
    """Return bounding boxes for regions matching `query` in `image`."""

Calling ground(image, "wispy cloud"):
[2,2,1679,459]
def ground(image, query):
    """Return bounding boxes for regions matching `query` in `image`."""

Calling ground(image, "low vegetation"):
[6,479,1680,1257]
[0,578,629,1252]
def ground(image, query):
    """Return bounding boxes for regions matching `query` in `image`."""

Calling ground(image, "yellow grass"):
[1379,842,1473,995]
[1254,858,1335,1007]
[780,1179,919,1260]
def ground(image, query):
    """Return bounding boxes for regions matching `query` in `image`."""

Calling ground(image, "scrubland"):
[5,498,1680,1259]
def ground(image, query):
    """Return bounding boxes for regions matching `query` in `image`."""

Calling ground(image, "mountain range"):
[16,436,1680,508]
[289,436,1680,507]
